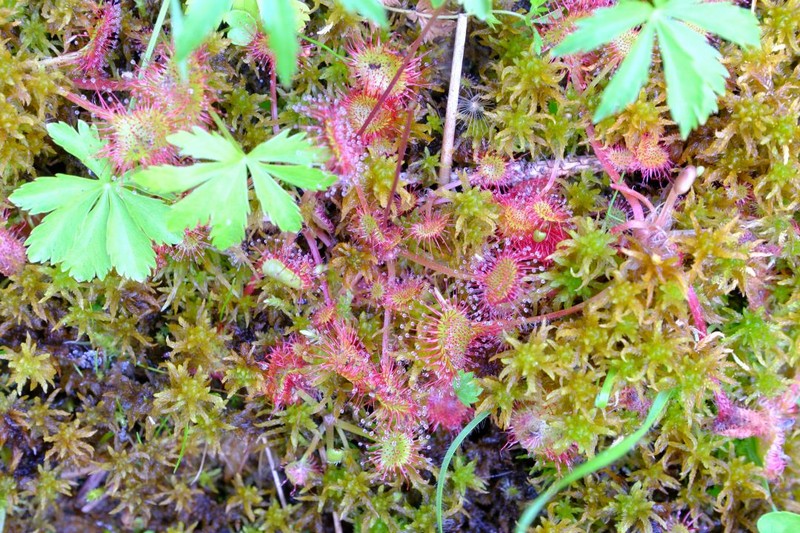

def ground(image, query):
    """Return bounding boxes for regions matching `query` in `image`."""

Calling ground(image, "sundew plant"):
[1,0,799,531]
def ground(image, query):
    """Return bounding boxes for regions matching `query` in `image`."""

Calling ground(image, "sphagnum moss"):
[0,0,798,531]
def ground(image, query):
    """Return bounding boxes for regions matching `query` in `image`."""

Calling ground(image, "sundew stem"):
[398,250,472,281]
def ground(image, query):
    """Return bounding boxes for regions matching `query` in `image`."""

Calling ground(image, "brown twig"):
[303,229,332,305]
[270,66,279,135]
[499,286,611,329]
[438,13,468,184]
[385,102,416,217]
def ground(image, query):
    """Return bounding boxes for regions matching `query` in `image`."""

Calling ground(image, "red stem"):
[685,285,708,338]
[398,249,472,281]
[62,91,114,120]
[382,260,395,357]
[493,286,610,329]
[565,59,645,222]
[304,230,332,306]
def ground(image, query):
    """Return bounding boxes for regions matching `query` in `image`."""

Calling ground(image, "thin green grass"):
[515,389,673,532]
[436,410,489,533]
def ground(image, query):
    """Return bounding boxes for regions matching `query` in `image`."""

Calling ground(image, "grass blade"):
[436,410,490,533]
[515,389,673,532]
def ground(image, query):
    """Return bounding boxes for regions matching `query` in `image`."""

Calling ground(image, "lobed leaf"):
[593,22,656,123]
[249,163,303,232]
[224,9,259,45]
[134,162,235,194]
[665,0,761,47]
[758,512,800,533]
[655,18,725,138]
[461,0,493,21]
[24,189,103,265]
[61,192,113,281]
[248,130,327,165]
[551,1,653,56]
[118,188,181,247]
[167,127,244,162]
[166,164,250,249]
[259,164,337,190]
[9,174,101,215]
[46,121,111,180]
[337,0,387,27]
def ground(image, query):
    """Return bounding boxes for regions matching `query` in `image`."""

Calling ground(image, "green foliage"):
[152,361,226,425]
[3,0,800,531]
[430,0,495,21]
[436,410,490,533]
[9,121,179,281]
[175,0,385,85]
[452,370,482,406]
[758,512,800,533]
[515,390,673,532]
[552,0,761,137]
[134,127,336,249]
[173,0,233,64]
[0,335,57,394]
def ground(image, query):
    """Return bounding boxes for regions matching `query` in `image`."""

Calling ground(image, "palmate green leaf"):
[134,127,336,249]
[46,121,110,179]
[461,0,492,21]
[257,0,299,85]
[453,370,483,406]
[8,174,101,215]
[107,192,164,280]
[758,512,800,533]
[594,22,656,122]
[61,192,113,281]
[224,9,259,46]
[248,130,327,165]
[551,1,653,56]
[249,162,303,232]
[21,186,104,265]
[18,184,178,281]
[655,17,726,138]
[337,0,387,27]
[168,127,244,161]
[663,0,760,47]
[9,122,179,281]
[552,0,760,138]
[169,161,250,249]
